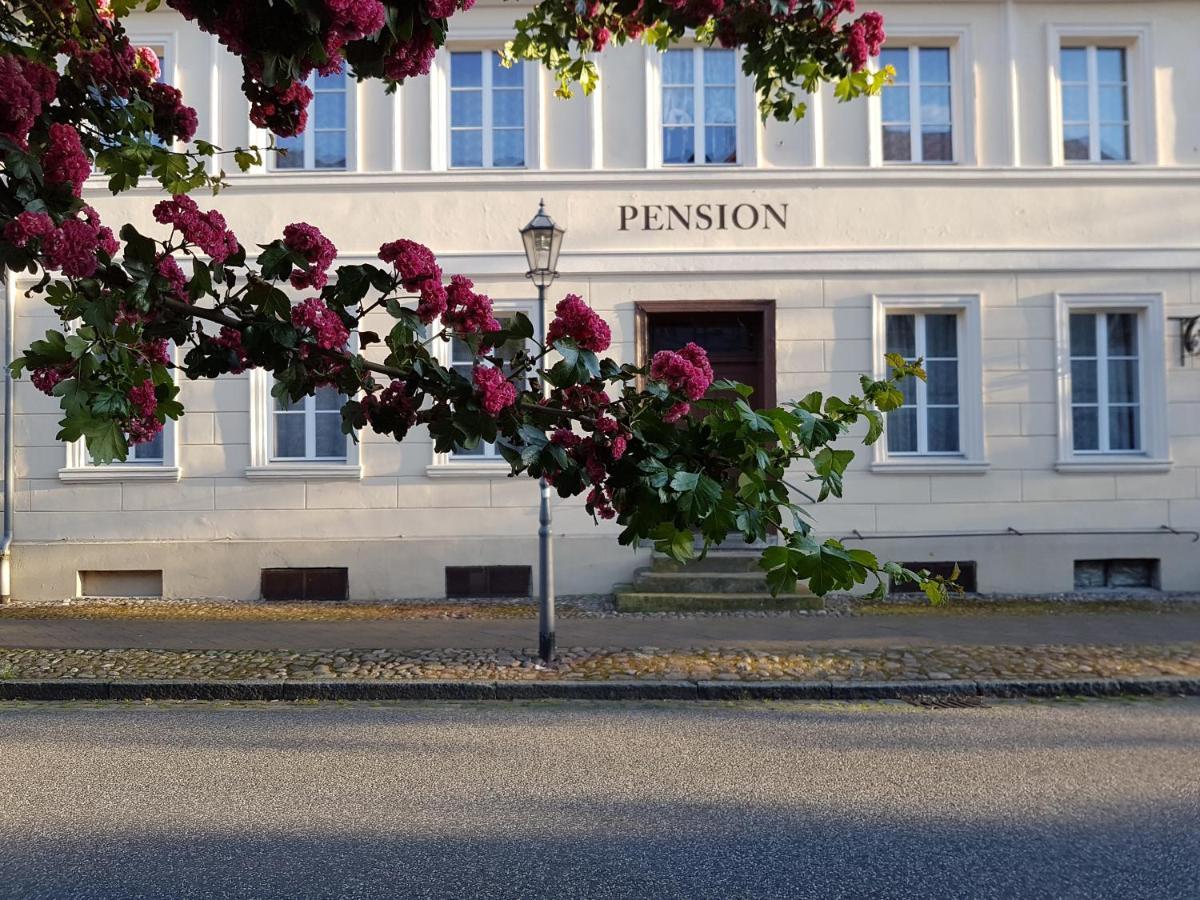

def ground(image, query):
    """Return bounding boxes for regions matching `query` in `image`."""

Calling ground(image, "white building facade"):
[5,0,1199,602]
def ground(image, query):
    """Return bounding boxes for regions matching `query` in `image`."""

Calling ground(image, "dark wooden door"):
[640,304,774,407]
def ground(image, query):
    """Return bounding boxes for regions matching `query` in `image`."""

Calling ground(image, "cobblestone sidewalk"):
[1,642,1196,683]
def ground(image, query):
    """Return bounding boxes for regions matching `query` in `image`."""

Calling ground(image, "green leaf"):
[669,471,700,492]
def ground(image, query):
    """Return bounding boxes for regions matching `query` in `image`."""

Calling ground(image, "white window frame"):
[247,367,361,480]
[446,49,528,169]
[878,45,954,164]
[430,38,543,172]
[264,71,358,173]
[644,43,758,169]
[1057,45,1130,164]
[1054,293,1170,473]
[1046,25,1155,166]
[868,28,973,167]
[871,294,986,474]
[427,297,541,477]
[60,343,181,483]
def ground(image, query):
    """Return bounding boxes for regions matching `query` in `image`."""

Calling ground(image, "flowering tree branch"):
[0,0,950,603]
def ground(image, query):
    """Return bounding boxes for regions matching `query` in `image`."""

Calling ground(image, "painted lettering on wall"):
[618,203,788,232]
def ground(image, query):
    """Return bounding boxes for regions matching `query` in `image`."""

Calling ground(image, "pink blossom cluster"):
[382,24,438,81]
[650,342,714,423]
[443,275,501,336]
[243,72,313,137]
[0,54,58,149]
[134,46,161,80]
[42,124,91,198]
[30,364,70,396]
[153,195,239,264]
[213,326,251,374]
[140,338,172,366]
[321,0,387,67]
[362,379,419,436]
[843,11,885,70]
[283,223,337,290]
[42,207,120,278]
[147,81,199,143]
[156,255,189,301]
[125,380,162,445]
[378,239,446,324]
[545,385,629,519]
[545,294,611,353]
[291,298,350,351]
[3,211,55,248]
[473,365,517,417]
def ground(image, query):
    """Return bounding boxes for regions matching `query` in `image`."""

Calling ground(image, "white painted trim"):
[1053,292,1170,471]
[808,84,825,169]
[207,33,221,175]
[1046,24,1156,166]
[429,297,541,469]
[247,368,362,478]
[588,63,604,170]
[1004,0,1021,167]
[390,85,403,171]
[868,28,974,167]
[870,294,985,470]
[430,53,448,172]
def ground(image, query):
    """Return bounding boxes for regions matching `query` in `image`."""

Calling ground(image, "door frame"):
[634,299,776,409]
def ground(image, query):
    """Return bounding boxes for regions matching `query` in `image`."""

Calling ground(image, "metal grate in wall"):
[1074,559,1159,590]
[889,561,978,595]
[261,568,349,602]
[445,565,532,599]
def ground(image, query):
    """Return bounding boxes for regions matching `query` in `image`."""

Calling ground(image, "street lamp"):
[520,200,564,664]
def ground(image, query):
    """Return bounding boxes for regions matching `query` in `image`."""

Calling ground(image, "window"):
[1060,45,1129,162]
[273,71,351,170]
[271,384,348,461]
[445,565,531,598]
[661,48,738,165]
[885,312,961,455]
[1054,294,1169,471]
[247,368,361,478]
[871,295,985,472]
[449,51,525,168]
[1068,311,1143,453]
[880,46,953,163]
[448,311,532,460]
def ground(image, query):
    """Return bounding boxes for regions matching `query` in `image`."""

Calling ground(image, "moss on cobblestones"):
[0,642,1195,683]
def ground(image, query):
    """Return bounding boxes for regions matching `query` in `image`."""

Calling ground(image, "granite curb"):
[0,676,1197,702]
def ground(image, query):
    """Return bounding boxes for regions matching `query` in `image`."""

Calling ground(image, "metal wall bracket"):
[1169,315,1200,366]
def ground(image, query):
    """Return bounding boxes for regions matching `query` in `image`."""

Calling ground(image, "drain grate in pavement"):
[904,693,988,709]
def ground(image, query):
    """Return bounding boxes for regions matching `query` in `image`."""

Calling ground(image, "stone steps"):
[615,548,821,613]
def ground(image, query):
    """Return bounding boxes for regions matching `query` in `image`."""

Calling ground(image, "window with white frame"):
[884,312,961,455]
[1068,311,1141,453]
[1059,45,1129,163]
[879,46,953,163]
[60,343,179,481]
[449,51,525,168]
[661,47,738,166]
[271,384,348,461]
[447,310,535,460]
[273,71,351,170]
[1055,294,1169,470]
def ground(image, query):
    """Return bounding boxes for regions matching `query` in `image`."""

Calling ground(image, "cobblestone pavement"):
[0,642,1196,683]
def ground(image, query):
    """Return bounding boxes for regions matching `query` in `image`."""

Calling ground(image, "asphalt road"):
[0,699,1197,899]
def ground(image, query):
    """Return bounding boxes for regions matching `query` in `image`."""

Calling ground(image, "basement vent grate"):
[904,694,988,709]
[78,570,163,599]
[261,568,349,602]
[890,561,977,595]
[1074,558,1159,590]
[445,565,532,599]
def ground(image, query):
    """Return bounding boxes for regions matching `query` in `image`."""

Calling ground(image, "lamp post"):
[520,200,565,664]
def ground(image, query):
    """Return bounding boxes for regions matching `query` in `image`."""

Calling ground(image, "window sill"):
[870,459,990,475]
[59,466,181,483]
[426,462,513,479]
[245,464,362,480]
[1055,458,1173,474]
